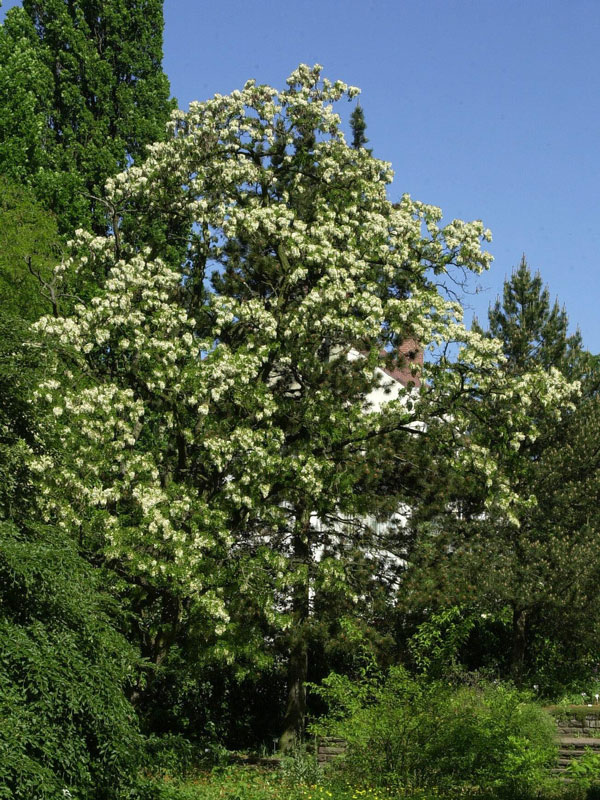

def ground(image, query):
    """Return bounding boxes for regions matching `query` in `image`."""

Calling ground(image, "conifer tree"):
[350,103,371,152]
[405,259,600,688]
[477,255,583,376]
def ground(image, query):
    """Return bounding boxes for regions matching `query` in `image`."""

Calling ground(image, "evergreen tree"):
[404,260,600,689]
[0,0,174,234]
[350,103,371,152]
[475,254,583,376]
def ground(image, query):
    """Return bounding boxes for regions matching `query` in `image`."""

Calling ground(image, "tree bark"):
[279,509,311,751]
[129,589,182,708]
[510,605,527,685]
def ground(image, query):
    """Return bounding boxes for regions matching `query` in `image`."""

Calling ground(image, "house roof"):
[380,340,423,388]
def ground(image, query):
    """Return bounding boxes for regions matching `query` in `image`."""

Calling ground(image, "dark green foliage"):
[349,104,370,151]
[407,606,477,678]
[139,649,287,751]
[0,522,144,799]
[474,255,583,377]
[0,308,46,523]
[0,0,174,234]
[0,9,52,179]
[404,258,600,691]
[470,261,600,687]
[0,217,144,799]
[144,734,202,780]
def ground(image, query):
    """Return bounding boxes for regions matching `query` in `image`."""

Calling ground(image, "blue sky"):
[3,0,599,351]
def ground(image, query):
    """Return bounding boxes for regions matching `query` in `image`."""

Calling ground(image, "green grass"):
[146,764,597,800]
[147,766,439,800]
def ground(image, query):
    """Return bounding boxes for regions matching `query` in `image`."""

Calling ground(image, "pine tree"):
[350,103,371,152]
[477,255,583,376]
[405,259,600,688]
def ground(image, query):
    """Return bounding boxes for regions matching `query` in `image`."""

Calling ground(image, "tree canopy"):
[0,177,63,322]
[0,0,174,234]
[1,7,599,783]
[475,254,583,376]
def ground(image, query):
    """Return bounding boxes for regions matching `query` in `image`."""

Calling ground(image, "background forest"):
[1,2,600,799]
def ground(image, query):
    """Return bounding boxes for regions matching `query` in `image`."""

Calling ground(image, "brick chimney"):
[381,339,423,388]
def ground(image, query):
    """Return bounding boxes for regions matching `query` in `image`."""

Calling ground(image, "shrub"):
[312,666,557,797]
[0,521,144,799]
[566,748,600,795]
[145,734,198,779]
[279,745,322,787]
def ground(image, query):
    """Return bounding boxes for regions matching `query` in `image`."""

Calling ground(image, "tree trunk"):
[279,620,308,752]
[510,605,527,685]
[129,589,182,708]
[279,509,311,752]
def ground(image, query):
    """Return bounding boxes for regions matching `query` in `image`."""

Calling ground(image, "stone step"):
[558,750,599,759]
[558,737,600,749]
[553,734,600,775]
[317,738,347,763]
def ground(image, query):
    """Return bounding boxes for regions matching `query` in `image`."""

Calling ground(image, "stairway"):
[317,737,347,764]
[554,736,600,777]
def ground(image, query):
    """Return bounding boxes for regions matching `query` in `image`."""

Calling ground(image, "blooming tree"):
[32,65,573,744]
